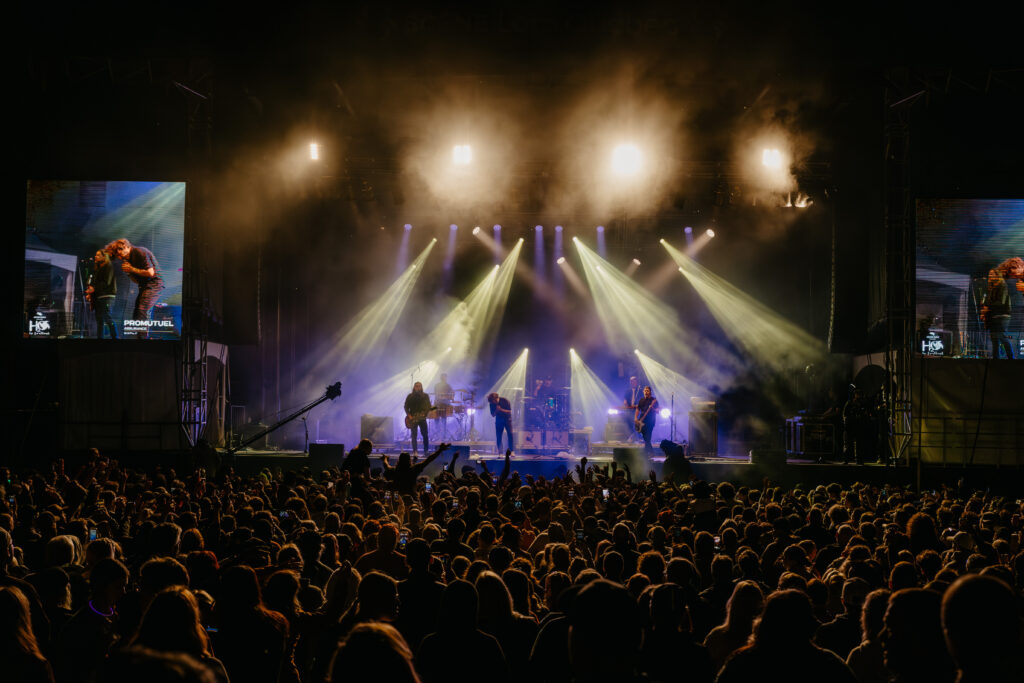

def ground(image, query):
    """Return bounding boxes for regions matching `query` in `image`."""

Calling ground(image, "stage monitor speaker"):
[520,431,543,447]
[309,443,345,469]
[604,419,629,442]
[612,447,650,473]
[360,415,394,444]
[571,430,591,455]
[688,411,718,456]
[546,431,569,448]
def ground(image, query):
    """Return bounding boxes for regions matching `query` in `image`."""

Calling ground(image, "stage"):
[222,442,916,490]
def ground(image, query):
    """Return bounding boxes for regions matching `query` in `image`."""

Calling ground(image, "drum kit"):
[428,388,478,440]
[524,388,570,430]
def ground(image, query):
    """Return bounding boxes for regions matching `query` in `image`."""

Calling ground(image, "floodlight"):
[611,143,642,176]
[453,144,473,165]
[762,148,783,169]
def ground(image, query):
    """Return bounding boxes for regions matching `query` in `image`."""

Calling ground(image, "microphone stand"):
[670,393,676,442]
[228,382,341,454]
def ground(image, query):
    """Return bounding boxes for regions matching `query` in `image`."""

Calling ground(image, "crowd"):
[1,441,1022,683]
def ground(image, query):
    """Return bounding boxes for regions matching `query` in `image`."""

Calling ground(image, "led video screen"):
[24,181,186,340]
[916,199,1024,359]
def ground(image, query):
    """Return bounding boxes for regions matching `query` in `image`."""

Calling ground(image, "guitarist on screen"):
[980,257,1024,360]
[404,382,432,455]
[634,385,658,454]
[86,249,118,339]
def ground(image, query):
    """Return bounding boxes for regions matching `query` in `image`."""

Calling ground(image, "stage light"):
[762,148,783,169]
[472,226,481,235]
[555,225,563,232]
[557,256,566,264]
[309,142,319,160]
[569,348,576,355]
[574,238,735,384]
[494,224,501,231]
[450,224,458,231]
[611,143,642,176]
[597,224,606,257]
[417,239,522,365]
[467,408,476,415]
[659,238,666,244]
[596,225,605,233]
[663,239,828,372]
[706,229,715,238]
[659,408,671,419]
[633,259,641,265]
[453,144,473,165]
[684,227,693,234]
[607,408,619,415]
[447,346,452,352]
[536,225,543,232]
[313,240,435,377]
[570,349,621,434]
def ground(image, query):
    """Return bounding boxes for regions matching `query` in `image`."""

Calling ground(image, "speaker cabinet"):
[688,411,718,456]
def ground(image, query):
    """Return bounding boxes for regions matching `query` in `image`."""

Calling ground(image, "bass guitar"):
[635,403,655,433]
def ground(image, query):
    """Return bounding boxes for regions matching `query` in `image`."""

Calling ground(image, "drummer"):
[434,374,454,408]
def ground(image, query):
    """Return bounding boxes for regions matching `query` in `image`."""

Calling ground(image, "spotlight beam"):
[574,237,739,387]
[569,349,621,434]
[311,240,436,375]
[662,239,827,370]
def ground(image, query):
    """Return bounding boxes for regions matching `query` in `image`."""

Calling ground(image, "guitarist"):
[404,382,432,454]
[86,249,118,339]
[634,386,658,454]
[488,392,514,454]
[980,257,1024,359]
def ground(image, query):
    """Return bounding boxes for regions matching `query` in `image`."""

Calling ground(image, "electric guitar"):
[635,402,655,433]
[405,405,436,429]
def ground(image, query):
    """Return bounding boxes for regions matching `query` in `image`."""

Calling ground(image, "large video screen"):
[24,181,186,340]
[916,199,1024,359]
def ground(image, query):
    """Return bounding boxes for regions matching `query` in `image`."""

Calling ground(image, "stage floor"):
[224,442,899,488]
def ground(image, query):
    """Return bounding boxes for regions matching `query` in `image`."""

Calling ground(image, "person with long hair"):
[131,586,229,683]
[212,565,293,683]
[329,622,421,683]
[475,571,538,683]
[716,589,856,683]
[0,585,54,683]
[703,580,764,674]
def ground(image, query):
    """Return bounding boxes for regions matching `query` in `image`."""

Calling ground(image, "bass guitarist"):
[404,382,432,455]
[634,386,658,454]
